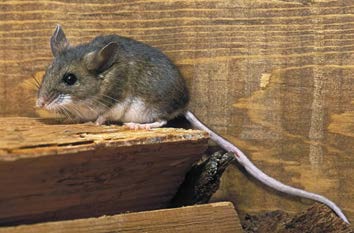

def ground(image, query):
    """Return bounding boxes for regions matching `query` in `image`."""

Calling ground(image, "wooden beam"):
[0,202,242,233]
[0,117,208,226]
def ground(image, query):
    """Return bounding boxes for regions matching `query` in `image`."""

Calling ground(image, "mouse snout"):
[36,97,46,108]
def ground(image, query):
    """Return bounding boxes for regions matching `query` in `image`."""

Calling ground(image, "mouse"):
[36,25,349,224]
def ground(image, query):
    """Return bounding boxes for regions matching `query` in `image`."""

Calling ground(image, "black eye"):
[62,73,77,86]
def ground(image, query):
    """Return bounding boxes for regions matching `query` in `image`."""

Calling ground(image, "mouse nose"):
[36,97,46,108]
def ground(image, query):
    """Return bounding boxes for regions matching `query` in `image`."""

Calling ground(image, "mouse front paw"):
[95,116,107,125]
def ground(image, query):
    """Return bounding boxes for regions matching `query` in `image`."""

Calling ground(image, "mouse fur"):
[37,25,189,125]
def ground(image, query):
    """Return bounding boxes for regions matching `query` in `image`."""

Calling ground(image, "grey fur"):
[39,26,189,122]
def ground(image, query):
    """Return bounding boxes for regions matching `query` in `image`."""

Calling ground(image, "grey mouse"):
[37,25,349,224]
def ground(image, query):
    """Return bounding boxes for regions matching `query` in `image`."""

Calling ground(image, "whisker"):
[47,92,58,106]
[101,94,119,101]
[27,81,40,90]
[91,98,111,110]
[31,74,41,88]
[46,95,58,109]
[66,103,86,120]
[85,102,99,116]
[57,105,70,119]
[61,107,75,123]
[61,105,74,121]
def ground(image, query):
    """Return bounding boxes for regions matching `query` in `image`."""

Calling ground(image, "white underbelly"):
[108,97,158,123]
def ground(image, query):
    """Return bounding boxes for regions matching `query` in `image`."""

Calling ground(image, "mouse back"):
[104,34,190,120]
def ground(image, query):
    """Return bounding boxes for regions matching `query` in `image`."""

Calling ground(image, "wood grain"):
[0,202,242,233]
[0,0,353,225]
[0,117,208,225]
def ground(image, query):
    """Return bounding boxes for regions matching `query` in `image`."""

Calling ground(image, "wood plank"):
[0,202,242,233]
[0,0,352,224]
[0,117,208,226]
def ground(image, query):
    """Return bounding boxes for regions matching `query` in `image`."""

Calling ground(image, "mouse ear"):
[84,42,119,73]
[50,25,69,57]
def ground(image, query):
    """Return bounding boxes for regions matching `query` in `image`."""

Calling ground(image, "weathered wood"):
[0,0,353,224]
[284,204,353,233]
[0,117,208,226]
[0,202,243,233]
[242,203,353,233]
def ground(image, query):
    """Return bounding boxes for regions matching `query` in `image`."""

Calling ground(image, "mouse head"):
[36,25,119,115]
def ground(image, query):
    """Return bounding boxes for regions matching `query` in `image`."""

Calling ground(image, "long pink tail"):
[185,111,349,224]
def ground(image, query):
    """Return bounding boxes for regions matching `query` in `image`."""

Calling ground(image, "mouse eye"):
[62,73,77,86]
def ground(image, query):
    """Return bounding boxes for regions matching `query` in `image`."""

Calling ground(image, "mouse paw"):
[124,120,167,130]
[124,122,150,130]
[95,116,107,125]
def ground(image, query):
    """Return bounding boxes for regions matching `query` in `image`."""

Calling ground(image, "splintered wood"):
[0,117,208,226]
[0,202,243,233]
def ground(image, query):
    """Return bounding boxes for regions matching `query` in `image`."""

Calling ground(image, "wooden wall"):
[0,0,353,223]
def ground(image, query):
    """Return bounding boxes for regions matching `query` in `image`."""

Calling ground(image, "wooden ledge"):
[0,117,209,226]
[0,202,243,233]
[0,117,208,160]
